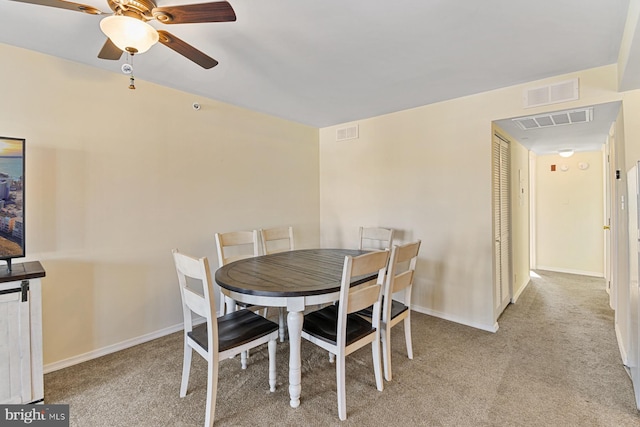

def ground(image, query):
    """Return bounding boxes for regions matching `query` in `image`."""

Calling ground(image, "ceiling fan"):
[10,0,237,69]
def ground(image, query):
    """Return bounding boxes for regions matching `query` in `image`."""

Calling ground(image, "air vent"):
[336,125,359,141]
[512,107,593,131]
[523,78,579,108]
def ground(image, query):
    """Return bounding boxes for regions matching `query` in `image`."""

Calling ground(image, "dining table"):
[214,248,374,408]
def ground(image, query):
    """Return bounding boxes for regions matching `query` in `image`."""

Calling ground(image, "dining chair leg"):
[225,290,249,367]
[381,327,392,382]
[372,333,384,391]
[404,316,414,359]
[329,352,335,363]
[241,350,248,369]
[218,290,226,315]
[268,339,277,392]
[278,308,286,342]
[204,352,218,427]
[336,356,347,421]
[180,341,192,397]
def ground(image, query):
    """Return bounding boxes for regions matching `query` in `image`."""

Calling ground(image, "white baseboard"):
[512,277,531,303]
[535,266,604,278]
[615,323,628,366]
[43,317,207,374]
[45,304,497,374]
[410,304,498,333]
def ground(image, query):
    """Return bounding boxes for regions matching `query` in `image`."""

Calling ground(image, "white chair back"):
[215,230,259,266]
[214,230,260,315]
[260,226,294,255]
[358,226,394,251]
[380,240,421,381]
[173,249,218,354]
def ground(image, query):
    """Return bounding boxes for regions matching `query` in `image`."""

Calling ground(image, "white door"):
[627,163,640,408]
[493,134,511,316]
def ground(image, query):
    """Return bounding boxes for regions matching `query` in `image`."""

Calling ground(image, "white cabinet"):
[0,261,46,404]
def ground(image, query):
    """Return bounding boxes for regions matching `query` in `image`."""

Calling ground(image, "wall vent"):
[336,125,359,141]
[523,78,579,108]
[512,107,593,130]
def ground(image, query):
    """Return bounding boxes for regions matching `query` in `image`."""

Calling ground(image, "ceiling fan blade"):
[97,38,123,60]
[157,31,218,69]
[9,0,105,15]
[152,1,236,24]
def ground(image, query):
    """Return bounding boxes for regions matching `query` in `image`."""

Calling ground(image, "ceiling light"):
[558,149,574,158]
[99,16,159,54]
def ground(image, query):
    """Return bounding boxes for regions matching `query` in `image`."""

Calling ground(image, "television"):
[0,137,25,272]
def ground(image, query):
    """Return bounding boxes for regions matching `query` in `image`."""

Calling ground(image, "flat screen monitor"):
[0,137,25,271]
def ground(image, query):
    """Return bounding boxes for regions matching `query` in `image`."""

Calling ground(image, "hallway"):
[488,270,637,425]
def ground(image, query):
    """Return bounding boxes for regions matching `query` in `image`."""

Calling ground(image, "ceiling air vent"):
[512,107,593,131]
[336,125,359,141]
[523,78,579,108]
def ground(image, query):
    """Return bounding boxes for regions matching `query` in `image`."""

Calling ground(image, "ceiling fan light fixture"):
[100,15,159,54]
[558,149,574,158]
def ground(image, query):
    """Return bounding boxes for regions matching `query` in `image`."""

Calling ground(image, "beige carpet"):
[44,270,640,426]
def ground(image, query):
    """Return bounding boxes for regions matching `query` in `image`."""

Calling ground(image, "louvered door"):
[493,134,511,316]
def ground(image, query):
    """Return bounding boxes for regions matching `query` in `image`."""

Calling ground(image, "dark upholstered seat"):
[358,298,408,321]
[188,309,279,353]
[302,304,375,346]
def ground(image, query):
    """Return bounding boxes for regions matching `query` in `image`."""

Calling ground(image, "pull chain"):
[127,53,135,90]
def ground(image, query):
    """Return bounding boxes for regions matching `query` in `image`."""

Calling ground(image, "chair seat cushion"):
[303,304,375,346]
[188,309,278,353]
[358,299,408,320]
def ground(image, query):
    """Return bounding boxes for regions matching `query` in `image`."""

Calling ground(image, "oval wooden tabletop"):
[214,248,370,297]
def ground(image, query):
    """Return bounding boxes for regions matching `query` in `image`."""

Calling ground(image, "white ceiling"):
[0,0,632,136]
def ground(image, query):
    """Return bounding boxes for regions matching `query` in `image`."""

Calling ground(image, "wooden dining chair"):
[359,240,421,381]
[215,230,259,264]
[259,226,294,341]
[172,249,278,427]
[358,226,394,251]
[214,230,260,315]
[215,230,267,366]
[301,250,389,421]
[260,226,295,255]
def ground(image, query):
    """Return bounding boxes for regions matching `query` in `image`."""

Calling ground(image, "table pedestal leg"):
[287,310,303,408]
[225,296,235,314]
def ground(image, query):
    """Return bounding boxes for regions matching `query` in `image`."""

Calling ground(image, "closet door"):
[493,134,511,316]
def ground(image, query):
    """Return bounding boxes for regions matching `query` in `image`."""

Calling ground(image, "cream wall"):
[0,43,320,368]
[320,102,495,330]
[319,63,637,331]
[6,40,640,366]
[622,93,640,169]
[535,151,604,276]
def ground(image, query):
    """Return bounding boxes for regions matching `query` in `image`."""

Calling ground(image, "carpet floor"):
[44,270,640,426]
